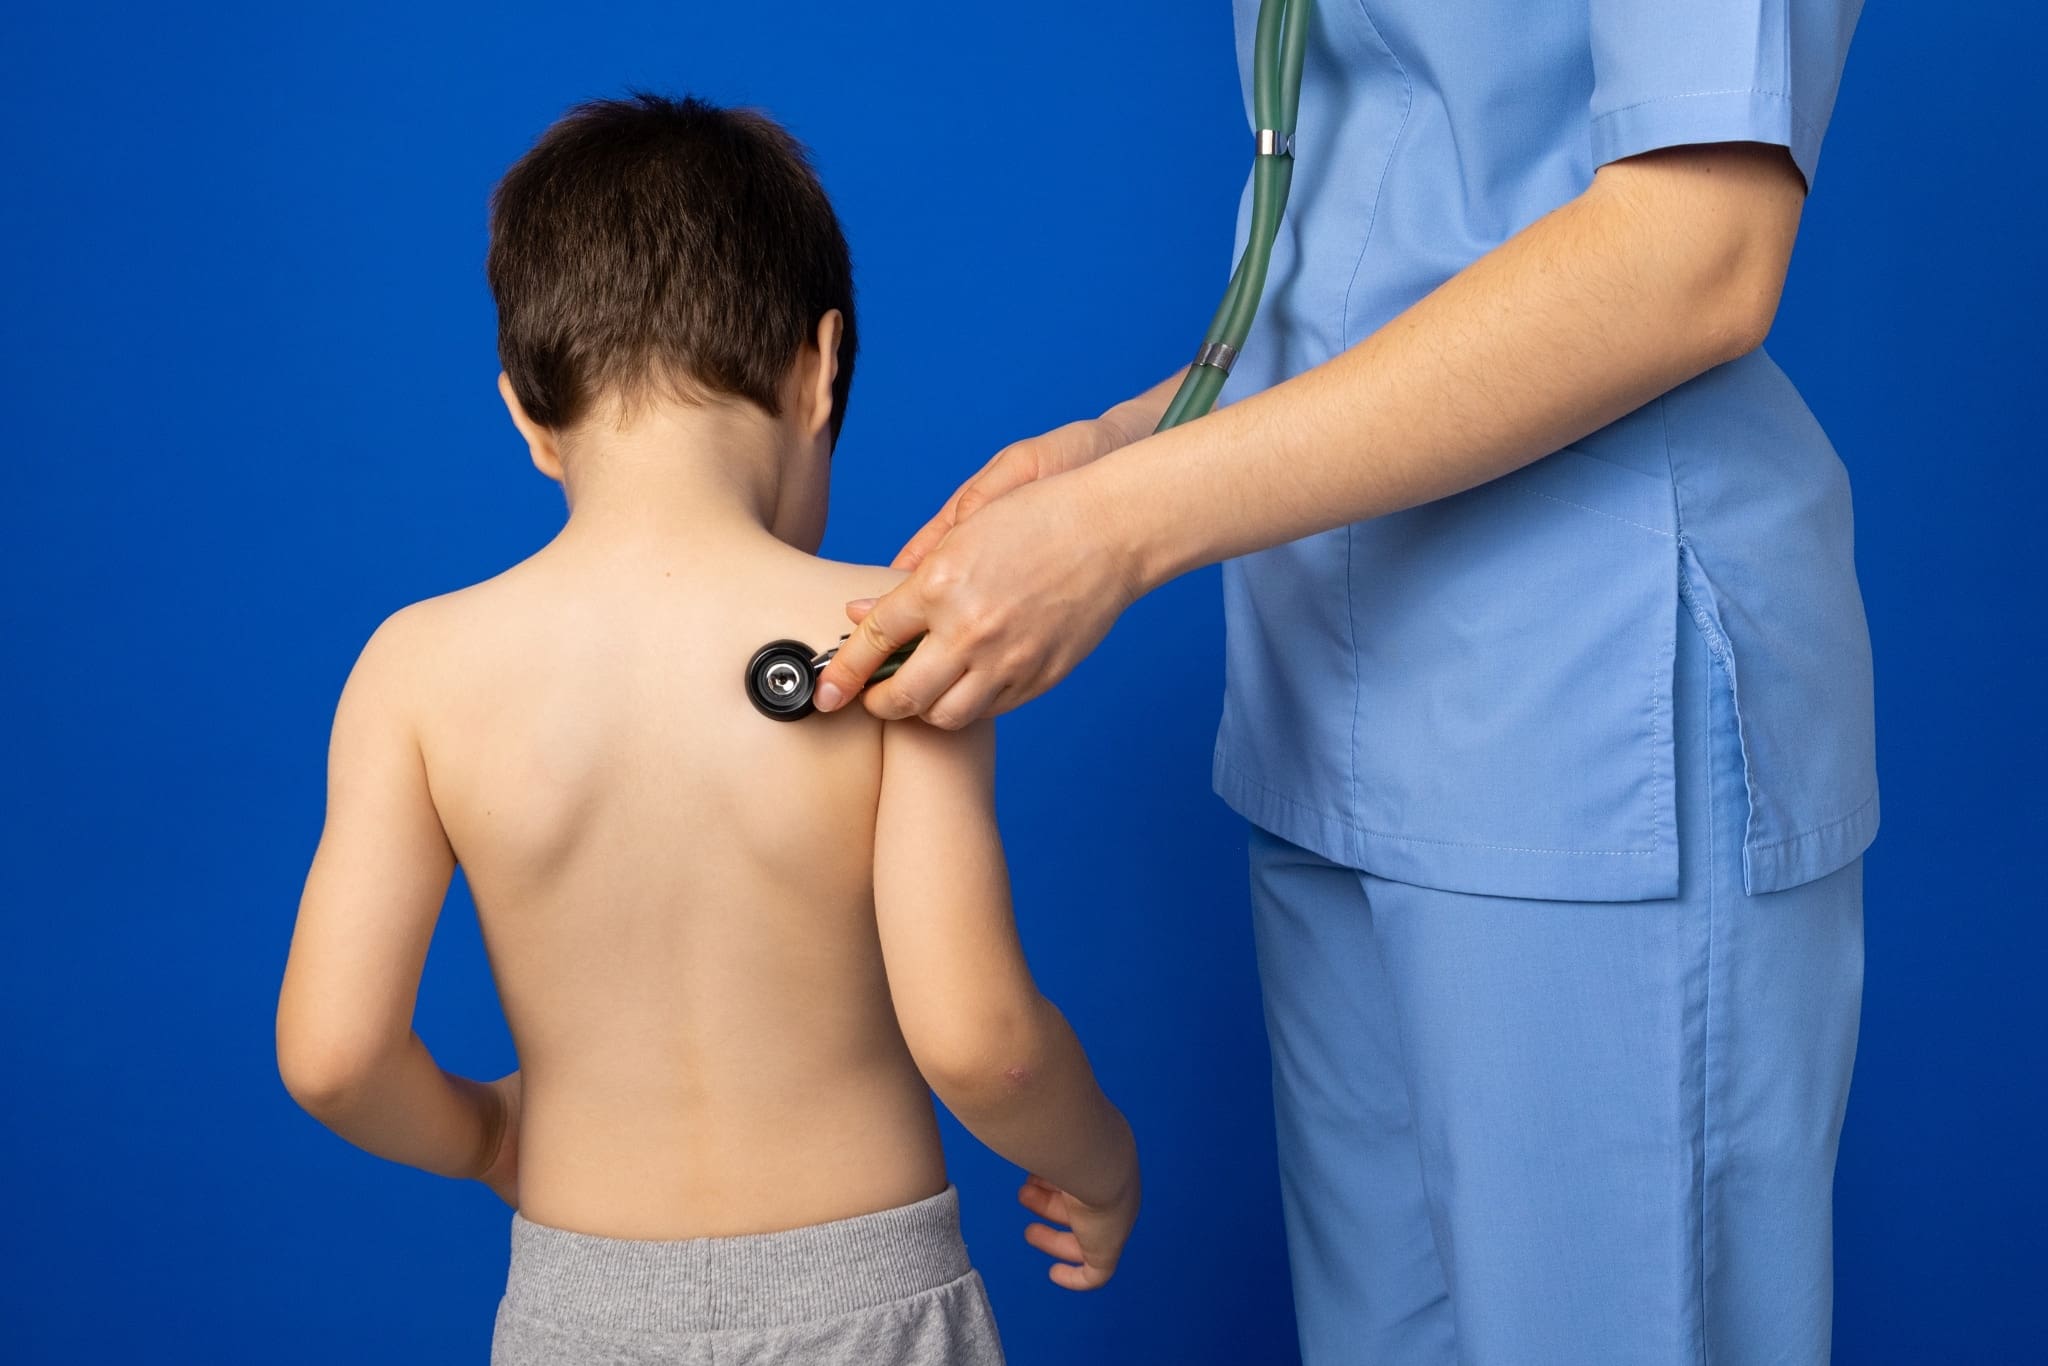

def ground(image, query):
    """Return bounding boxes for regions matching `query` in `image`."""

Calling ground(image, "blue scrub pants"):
[1249,607,1863,1366]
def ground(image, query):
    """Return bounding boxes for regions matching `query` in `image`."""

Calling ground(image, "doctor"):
[820,1,1874,1360]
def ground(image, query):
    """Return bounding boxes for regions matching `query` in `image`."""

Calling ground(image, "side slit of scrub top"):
[1211,0,1877,901]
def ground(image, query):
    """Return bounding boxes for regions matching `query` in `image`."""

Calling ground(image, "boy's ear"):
[802,310,844,442]
[497,372,564,483]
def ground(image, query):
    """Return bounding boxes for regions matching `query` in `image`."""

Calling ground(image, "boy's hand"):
[1018,1169,1141,1291]
[474,1071,523,1208]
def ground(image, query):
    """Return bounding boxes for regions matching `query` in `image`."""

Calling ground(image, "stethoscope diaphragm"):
[745,639,821,721]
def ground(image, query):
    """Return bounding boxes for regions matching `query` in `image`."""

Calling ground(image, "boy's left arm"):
[276,611,516,1198]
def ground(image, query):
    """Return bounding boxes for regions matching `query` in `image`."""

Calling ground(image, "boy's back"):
[405,532,938,1239]
[276,92,1136,1365]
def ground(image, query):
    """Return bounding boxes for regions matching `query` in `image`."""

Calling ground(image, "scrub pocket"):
[1334,445,1680,900]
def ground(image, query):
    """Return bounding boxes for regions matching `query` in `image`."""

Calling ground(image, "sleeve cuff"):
[1590,88,1825,188]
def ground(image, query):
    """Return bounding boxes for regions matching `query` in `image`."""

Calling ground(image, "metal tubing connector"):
[1194,341,1240,374]
[1256,128,1295,157]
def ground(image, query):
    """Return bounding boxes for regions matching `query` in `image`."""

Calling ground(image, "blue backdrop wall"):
[2,2,2039,1362]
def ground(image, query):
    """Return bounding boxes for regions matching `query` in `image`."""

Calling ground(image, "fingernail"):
[846,598,875,618]
[815,681,845,712]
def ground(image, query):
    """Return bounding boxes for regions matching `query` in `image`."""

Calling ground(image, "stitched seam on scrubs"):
[1675,560,1728,663]
[1334,0,1409,856]
[1592,88,1822,142]
[1745,787,1879,856]
[1675,541,1775,892]
[1507,487,1675,538]
[1655,397,1684,870]
[1337,0,1412,346]
[1346,522,1362,834]
[1698,617,1718,1366]
[1649,579,1669,856]
[1218,757,1658,856]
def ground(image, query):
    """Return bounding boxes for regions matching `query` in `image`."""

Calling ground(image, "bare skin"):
[277,316,1138,1287]
[812,142,1811,725]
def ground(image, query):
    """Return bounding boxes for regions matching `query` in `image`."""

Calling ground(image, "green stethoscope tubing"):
[746,0,1311,720]
[1157,0,1312,431]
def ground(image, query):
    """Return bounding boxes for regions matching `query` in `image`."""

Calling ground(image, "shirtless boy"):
[276,93,1141,1365]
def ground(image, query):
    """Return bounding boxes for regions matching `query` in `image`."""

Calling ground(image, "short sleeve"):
[1588,0,1863,187]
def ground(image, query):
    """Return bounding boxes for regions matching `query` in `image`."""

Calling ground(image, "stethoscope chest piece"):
[745,639,820,721]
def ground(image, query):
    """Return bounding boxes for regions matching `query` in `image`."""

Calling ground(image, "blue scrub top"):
[1213,0,1877,900]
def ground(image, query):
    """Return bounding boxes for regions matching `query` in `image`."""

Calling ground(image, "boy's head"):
[487,92,857,471]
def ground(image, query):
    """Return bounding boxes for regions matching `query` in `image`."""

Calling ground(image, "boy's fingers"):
[813,586,927,712]
[1049,1261,1110,1292]
[1017,1180,1072,1225]
[1024,1222,1085,1264]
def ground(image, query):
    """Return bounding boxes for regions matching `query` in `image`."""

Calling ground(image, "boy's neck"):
[556,400,797,546]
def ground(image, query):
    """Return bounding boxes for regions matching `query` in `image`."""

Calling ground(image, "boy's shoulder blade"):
[753,553,907,655]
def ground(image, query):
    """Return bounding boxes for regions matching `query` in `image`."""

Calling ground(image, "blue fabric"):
[1247,605,1864,1364]
[1214,0,1875,899]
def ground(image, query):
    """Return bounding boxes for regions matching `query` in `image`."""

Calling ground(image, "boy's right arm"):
[873,718,1139,1290]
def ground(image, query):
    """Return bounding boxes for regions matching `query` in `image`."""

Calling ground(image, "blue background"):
[2,2,2039,1361]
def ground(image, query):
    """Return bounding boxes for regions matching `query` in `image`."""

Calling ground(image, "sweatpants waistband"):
[502,1186,971,1335]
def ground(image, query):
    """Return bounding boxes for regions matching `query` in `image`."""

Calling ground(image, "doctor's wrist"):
[1069,450,1180,601]
[1093,400,1156,454]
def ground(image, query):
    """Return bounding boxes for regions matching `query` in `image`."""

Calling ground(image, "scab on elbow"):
[914,1014,1044,1109]
[925,1054,1039,1116]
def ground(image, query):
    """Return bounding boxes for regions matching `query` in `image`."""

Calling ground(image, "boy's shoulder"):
[339,567,527,708]
[338,549,910,718]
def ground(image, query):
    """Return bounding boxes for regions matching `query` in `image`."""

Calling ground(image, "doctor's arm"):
[275,613,519,1202]
[816,141,1807,725]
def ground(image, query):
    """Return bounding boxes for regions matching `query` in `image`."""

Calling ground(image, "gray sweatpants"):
[491,1186,1005,1365]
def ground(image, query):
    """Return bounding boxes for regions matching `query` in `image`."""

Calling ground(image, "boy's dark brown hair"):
[488,92,857,442]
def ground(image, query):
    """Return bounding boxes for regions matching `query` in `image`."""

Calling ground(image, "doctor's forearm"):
[1098,369,1189,445]
[1091,144,1805,587]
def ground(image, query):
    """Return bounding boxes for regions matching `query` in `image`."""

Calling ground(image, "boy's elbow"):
[275,1018,384,1115]
[909,1000,1054,1113]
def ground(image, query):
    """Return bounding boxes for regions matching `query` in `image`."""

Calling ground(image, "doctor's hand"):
[812,470,1143,727]
[891,413,1144,574]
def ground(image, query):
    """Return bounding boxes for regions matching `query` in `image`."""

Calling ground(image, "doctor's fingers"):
[893,448,1031,572]
[812,587,929,713]
[892,506,959,574]
[921,668,1007,731]
[859,635,970,723]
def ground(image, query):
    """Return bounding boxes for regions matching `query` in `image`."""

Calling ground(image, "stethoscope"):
[744,634,912,721]
[746,0,1312,721]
